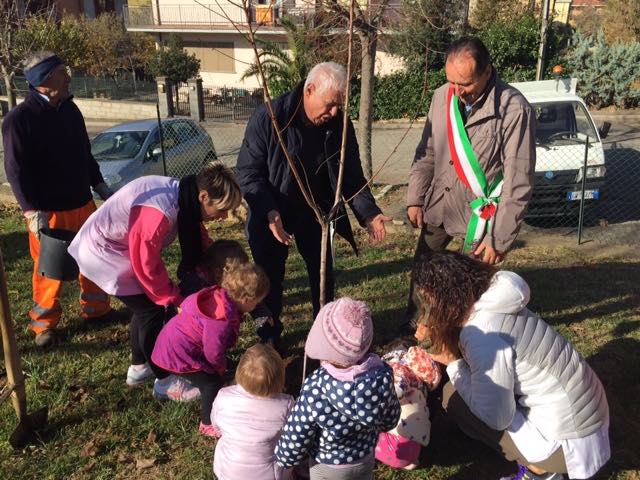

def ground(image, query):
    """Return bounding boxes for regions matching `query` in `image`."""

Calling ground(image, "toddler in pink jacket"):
[151,263,269,436]
[210,343,295,480]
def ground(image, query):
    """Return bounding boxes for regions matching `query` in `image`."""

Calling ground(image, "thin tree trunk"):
[1,65,17,110]
[319,222,329,308]
[357,30,377,180]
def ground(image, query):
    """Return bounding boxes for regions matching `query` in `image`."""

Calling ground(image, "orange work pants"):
[28,200,111,334]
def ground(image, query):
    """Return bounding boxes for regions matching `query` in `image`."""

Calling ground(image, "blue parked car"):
[91,118,217,191]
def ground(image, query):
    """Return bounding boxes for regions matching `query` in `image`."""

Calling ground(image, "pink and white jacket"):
[68,175,210,307]
[211,384,294,480]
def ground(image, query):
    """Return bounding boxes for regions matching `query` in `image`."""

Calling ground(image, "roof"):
[509,78,585,104]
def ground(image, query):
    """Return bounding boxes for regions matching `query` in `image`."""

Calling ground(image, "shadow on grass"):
[18,314,131,358]
[516,262,640,326]
[587,336,640,477]
[0,230,30,268]
[282,257,413,297]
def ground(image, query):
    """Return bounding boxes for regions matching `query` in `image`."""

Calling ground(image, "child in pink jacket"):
[211,343,294,480]
[151,263,269,436]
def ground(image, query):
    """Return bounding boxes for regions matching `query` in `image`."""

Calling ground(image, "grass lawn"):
[1,202,639,479]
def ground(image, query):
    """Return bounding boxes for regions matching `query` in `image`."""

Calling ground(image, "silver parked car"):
[91,118,217,190]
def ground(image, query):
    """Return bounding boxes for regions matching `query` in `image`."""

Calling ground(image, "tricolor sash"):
[446,87,503,253]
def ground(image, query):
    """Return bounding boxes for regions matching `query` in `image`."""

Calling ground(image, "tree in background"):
[0,1,49,109]
[573,6,603,38]
[602,0,640,43]
[564,30,640,108]
[79,13,155,86]
[477,13,540,81]
[385,0,465,71]
[15,14,86,71]
[241,16,326,97]
[126,32,156,78]
[2,8,156,108]
[470,0,534,30]
[150,34,201,102]
[322,0,395,179]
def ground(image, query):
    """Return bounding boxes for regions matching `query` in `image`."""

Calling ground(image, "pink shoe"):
[199,421,220,437]
[166,377,200,402]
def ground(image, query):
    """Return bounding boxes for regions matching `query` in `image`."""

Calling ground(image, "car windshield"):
[534,101,598,145]
[91,131,149,160]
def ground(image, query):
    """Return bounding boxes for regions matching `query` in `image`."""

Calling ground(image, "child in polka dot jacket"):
[275,298,401,480]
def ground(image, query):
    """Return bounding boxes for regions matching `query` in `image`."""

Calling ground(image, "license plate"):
[567,189,599,201]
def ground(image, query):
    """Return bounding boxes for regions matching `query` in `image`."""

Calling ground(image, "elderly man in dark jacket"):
[2,51,118,347]
[236,62,390,345]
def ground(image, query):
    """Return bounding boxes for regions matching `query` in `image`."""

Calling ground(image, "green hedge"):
[350,68,446,120]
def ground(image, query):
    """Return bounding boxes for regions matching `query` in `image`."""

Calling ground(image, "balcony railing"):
[124,4,316,29]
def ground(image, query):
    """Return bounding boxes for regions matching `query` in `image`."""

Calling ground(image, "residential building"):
[467,0,597,25]
[123,0,405,88]
[48,0,125,17]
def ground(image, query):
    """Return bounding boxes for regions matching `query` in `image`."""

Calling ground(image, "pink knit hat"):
[305,297,373,366]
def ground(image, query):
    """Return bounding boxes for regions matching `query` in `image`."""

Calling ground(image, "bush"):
[349,67,445,120]
[477,13,539,82]
[563,31,640,108]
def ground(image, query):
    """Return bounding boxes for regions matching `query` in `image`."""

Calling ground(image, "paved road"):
[1,113,639,188]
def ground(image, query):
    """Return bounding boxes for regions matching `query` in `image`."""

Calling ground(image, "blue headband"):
[25,55,65,88]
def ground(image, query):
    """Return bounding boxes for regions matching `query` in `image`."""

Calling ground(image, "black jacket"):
[2,90,104,212]
[235,83,381,252]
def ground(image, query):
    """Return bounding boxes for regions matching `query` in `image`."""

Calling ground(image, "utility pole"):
[536,0,551,81]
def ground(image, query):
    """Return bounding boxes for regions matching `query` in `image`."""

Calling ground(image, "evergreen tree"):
[564,31,640,108]
[150,34,200,100]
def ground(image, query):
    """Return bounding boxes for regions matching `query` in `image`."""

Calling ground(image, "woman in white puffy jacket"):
[412,251,610,480]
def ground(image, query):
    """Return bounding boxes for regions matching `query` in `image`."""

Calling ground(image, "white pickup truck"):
[511,78,610,221]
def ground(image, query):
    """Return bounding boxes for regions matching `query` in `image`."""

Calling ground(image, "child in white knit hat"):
[275,297,401,480]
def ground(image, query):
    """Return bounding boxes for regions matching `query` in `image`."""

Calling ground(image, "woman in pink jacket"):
[68,162,242,396]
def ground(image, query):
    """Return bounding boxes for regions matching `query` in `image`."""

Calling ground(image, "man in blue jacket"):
[236,62,390,346]
[2,51,118,347]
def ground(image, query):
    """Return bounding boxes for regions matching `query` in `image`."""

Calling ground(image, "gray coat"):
[407,74,536,251]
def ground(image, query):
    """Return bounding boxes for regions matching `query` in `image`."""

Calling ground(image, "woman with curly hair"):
[412,251,610,480]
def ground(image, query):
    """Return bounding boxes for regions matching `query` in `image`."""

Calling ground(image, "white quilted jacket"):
[447,271,609,440]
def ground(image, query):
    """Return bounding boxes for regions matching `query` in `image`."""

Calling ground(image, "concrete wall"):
[0,96,156,121]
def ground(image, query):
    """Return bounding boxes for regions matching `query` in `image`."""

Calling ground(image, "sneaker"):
[199,421,220,437]
[152,376,174,400]
[500,465,565,480]
[34,329,58,348]
[126,363,154,387]
[167,377,201,402]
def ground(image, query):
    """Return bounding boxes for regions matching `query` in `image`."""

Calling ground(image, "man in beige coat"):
[405,37,536,325]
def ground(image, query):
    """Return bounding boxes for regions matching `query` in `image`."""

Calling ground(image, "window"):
[171,121,200,143]
[91,131,149,160]
[184,41,235,73]
[533,101,597,145]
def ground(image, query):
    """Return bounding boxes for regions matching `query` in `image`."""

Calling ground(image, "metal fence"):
[578,142,640,244]
[93,113,219,192]
[521,132,640,245]
[0,74,158,103]
[92,118,640,248]
[202,85,263,122]
[174,82,191,116]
